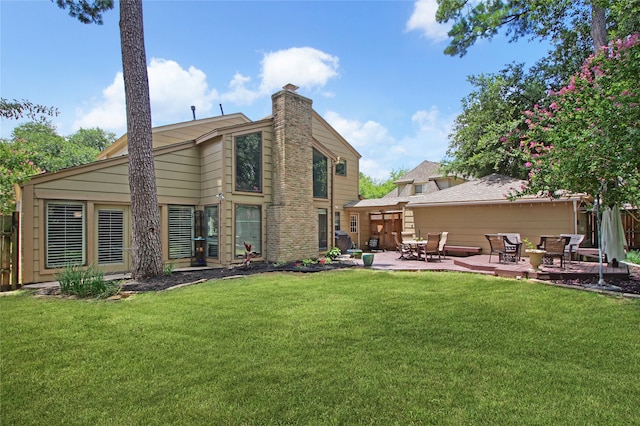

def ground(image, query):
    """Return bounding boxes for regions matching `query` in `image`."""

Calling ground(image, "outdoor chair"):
[560,233,585,262]
[485,234,514,264]
[422,233,442,262]
[498,233,522,262]
[392,232,413,260]
[538,236,570,268]
[438,231,449,258]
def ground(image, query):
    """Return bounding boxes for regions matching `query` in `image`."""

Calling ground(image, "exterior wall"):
[410,201,577,253]
[267,89,317,262]
[20,145,203,283]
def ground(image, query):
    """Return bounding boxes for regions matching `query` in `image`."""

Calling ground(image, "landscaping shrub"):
[56,263,120,298]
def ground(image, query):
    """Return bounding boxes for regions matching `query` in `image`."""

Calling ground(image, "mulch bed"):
[121,261,357,292]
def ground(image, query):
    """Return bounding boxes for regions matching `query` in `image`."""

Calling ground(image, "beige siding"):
[156,147,201,203]
[410,201,576,253]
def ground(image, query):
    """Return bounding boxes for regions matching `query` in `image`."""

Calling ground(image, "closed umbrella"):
[601,205,626,264]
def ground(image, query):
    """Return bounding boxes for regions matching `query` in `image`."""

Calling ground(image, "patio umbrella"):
[601,205,626,264]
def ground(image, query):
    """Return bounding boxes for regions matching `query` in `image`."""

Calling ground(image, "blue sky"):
[1,0,549,179]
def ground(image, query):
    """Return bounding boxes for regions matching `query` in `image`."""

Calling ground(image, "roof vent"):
[283,83,299,92]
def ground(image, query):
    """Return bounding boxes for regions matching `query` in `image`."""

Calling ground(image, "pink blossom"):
[525,162,532,168]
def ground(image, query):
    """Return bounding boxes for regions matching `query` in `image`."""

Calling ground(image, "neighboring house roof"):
[347,173,583,210]
[384,160,442,198]
[407,174,582,207]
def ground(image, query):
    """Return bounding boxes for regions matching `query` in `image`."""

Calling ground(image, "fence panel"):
[1,214,17,290]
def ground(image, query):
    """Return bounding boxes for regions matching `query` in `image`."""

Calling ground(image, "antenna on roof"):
[191,105,196,120]
[219,104,224,115]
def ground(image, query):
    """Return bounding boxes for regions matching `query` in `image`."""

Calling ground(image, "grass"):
[1,270,639,425]
[626,249,640,265]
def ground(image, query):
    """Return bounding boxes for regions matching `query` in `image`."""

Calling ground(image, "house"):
[16,85,361,284]
[344,161,590,253]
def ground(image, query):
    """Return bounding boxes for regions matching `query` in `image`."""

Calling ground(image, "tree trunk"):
[119,0,162,279]
[591,4,607,52]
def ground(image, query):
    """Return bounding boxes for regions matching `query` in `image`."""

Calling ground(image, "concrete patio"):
[355,250,631,281]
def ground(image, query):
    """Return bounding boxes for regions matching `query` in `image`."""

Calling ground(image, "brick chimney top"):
[283,83,299,92]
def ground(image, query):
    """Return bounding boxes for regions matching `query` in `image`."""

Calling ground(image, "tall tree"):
[119,0,162,279]
[510,34,640,208]
[359,169,408,199]
[442,63,547,179]
[68,127,116,151]
[56,0,162,279]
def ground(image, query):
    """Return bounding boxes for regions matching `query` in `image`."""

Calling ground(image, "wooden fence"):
[1,213,19,291]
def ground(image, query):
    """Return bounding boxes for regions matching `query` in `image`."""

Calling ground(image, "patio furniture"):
[438,231,449,258]
[421,233,442,262]
[485,234,517,264]
[559,234,585,262]
[537,235,570,268]
[392,232,413,260]
[498,233,522,262]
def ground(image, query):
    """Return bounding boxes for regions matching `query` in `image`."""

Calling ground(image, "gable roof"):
[407,174,581,207]
[97,113,251,159]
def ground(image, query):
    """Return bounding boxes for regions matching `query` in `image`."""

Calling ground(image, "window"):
[204,205,219,258]
[235,132,262,192]
[318,208,328,250]
[334,212,340,231]
[313,148,327,198]
[235,205,261,258]
[414,183,428,194]
[46,201,85,268]
[350,214,358,233]
[169,205,194,259]
[335,159,347,176]
[98,209,124,264]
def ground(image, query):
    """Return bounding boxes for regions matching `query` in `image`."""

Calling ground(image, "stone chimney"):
[267,85,318,262]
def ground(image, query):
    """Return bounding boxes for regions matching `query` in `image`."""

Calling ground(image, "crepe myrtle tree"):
[507,34,640,210]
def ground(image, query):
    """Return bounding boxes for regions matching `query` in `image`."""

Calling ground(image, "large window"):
[98,209,124,264]
[169,205,194,259]
[45,201,85,268]
[313,148,327,198]
[205,205,219,258]
[235,204,261,258]
[235,132,262,193]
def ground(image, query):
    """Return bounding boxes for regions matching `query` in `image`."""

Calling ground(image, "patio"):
[359,250,631,282]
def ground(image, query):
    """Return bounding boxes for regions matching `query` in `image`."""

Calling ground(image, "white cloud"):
[73,58,218,135]
[74,47,339,135]
[259,47,339,94]
[406,0,451,42]
[324,107,456,180]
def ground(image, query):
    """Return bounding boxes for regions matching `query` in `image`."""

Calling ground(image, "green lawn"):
[2,270,639,425]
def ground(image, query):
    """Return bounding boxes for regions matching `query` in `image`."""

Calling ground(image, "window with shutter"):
[169,205,194,259]
[46,201,86,268]
[98,209,124,264]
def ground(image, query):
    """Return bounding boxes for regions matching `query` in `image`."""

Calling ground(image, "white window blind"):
[98,209,124,264]
[46,202,85,268]
[169,205,194,259]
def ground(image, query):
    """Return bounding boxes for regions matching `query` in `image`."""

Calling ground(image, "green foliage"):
[443,63,546,179]
[359,168,408,199]
[54,0,114,25]
[0,98,59,122]
[163,261,176,276]
[11,122,100,173]
[511,34,640,208]
[0,141,42,214]
[325,247,342,260]
[301,258,317,267]
[0,122,111,213]
[56,263,120,298]
[626,250,640,265]
[67,127,116,151]
[2,271,639,424]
